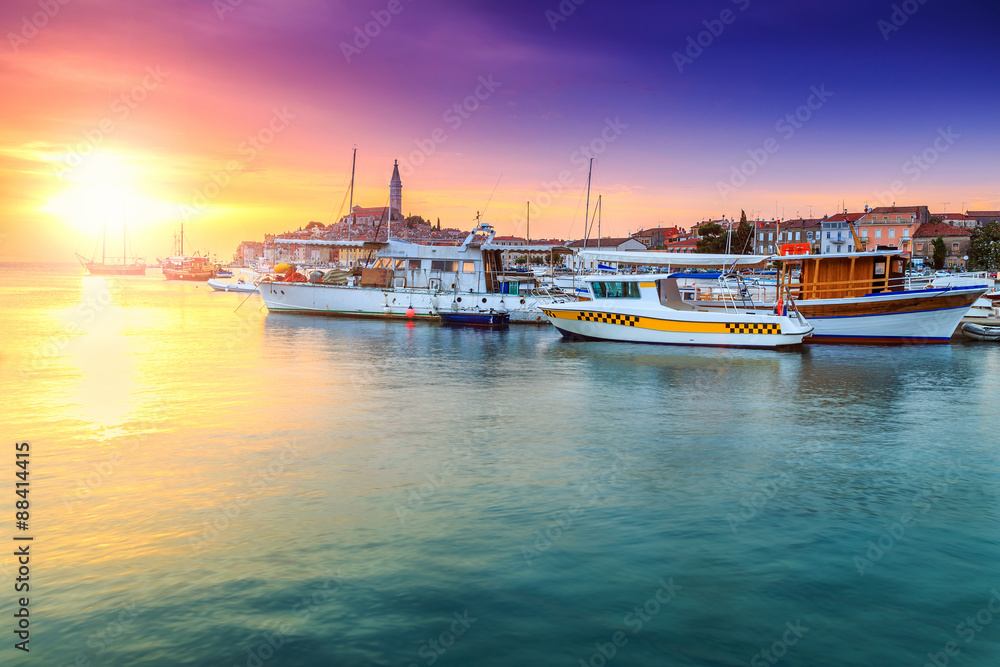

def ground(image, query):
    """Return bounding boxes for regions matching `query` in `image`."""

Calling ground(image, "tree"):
[695,222,727,253]
[732,210,755,254]
[969,221,1000,270]
[929,215,942,224]
[932,236,947,270]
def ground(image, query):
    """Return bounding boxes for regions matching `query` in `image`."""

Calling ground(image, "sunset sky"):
[1,0,998,262]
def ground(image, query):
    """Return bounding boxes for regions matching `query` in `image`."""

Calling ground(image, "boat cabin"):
[775,251,907,300]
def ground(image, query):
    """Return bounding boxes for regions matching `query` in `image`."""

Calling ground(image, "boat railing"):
[781,275,912,299]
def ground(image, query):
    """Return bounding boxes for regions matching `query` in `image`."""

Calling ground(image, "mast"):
[348,147,357,242]
[597,195,602,251]
[102,221,106,264]
[582,157,593,271]
[526,201,530,243]
[181,221,184,256]
[526,201,530,269]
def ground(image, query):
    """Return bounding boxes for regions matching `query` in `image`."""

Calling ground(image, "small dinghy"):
[961,322,1000,341]
[439,310,510,328]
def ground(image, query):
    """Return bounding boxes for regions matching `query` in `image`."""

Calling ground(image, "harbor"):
[5,0,1000,664]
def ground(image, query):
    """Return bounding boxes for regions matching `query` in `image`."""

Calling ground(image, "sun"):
[42,152,171,239]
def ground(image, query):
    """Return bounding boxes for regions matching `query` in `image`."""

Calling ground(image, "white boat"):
[208,269,259,293]
[541,273,813,348]
[258,221,576,323]
[578,249,989,344]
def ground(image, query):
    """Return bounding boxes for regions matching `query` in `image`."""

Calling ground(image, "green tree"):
[932,236,947,269]
[732,210,755,254]
[969,221,1000,270]
[695,222,727,253]
[929,215,942,224]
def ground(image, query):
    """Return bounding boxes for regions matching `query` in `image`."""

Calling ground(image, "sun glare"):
[43,152,173,238]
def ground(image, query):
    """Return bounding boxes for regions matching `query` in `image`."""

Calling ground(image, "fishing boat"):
[161,255,215,281]
[258,220,575,323]
[541,273,813,348]
[75,221,146,276]
[578,249,989,344]
[160,222,216,280]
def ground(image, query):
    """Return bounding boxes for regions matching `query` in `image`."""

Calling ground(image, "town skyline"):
[2,0,999,261]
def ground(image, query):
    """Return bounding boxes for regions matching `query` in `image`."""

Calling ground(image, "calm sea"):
[1,263,999,666]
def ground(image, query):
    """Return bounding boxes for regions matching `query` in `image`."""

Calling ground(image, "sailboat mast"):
[181,221,184,256]
[583,158,593,247]
[597,195,601,251]
[102,221,106,264]
[348,147,357,242]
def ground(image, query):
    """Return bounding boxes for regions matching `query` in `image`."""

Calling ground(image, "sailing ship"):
[75,221,146,276]
[160,222,216,281]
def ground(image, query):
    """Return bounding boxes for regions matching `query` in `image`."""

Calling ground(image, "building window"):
[889,229,895,238]
[826,232,831,239]
[826,245,830,253]
[917,243,923,252]
[807,231,814,240]
[768,232,773,241]
[952,242,959,252]
[848,245,853,252]
[759,233,764,240]
[795,232,800,241]
[876,230,882,239]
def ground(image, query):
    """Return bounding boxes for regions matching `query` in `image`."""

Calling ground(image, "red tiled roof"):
[967,211,1000,217]
[912,222,972,238]
[931,213,974,220]
[826,213,865,222]
[868,205,928,214]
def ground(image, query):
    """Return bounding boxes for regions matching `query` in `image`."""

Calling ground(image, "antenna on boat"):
[481,173,503,221]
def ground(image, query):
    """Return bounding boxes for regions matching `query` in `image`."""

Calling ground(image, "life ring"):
[774,298,784,316]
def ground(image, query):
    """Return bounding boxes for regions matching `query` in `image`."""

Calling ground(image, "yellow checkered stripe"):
[575,311,637,326]
[724,322,781,335]
[542,309,783,336]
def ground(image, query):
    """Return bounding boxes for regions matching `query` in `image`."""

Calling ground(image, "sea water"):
[1,264,999,666]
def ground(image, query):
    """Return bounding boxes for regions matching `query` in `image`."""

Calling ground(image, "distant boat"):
[75,221,146,276]
[160,222,215,280]
[207,269,259,293]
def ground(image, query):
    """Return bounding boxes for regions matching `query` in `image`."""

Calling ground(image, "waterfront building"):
[756,218,824,255]
[966,210,1000,227]
[932,213,978,229]
[911,222,973,270]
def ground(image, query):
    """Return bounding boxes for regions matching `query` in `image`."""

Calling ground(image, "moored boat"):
[76,221,146,276]
[541,274,813,348]
[961,323,1000,341]
[439,309,510,327]
[258,221,575,323]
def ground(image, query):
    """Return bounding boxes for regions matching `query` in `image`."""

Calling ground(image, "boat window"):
[591,281,641,298]
[431,260,458,272]
[394,259,406,270]
[374,258,391,269]
[462,261,476,273]
[408,259,422,269]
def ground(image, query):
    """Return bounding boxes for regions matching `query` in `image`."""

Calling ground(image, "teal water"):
[1,264,1000,666]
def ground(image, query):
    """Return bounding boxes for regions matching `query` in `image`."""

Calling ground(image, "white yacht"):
[258,222,575,323]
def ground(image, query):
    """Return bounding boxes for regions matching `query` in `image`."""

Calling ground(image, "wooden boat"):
[542,274,813,348]
[439,310,510,327]
[75,221,146,276]
[162,255,215,281]
[961,323,1000,341]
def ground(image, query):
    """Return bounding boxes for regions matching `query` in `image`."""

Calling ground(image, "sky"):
[1,0,999,261]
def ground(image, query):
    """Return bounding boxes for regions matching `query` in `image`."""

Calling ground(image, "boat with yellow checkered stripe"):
[541,275,813,348]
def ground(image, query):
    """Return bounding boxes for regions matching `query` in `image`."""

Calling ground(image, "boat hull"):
[257,281,565,324]
[83,265,146,276]
[961,323,1000,341]
[439,311,510,327]
[207,278,258,293]
[163,268,215,281]
[541,305,813,348]
[697,286,986,344]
